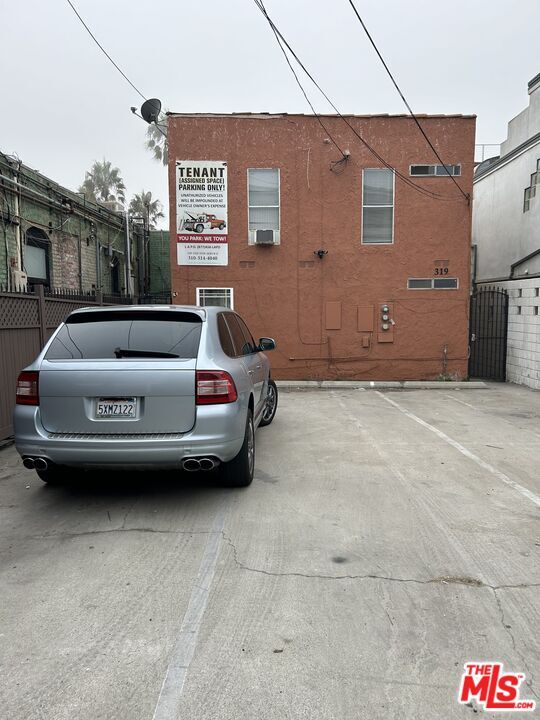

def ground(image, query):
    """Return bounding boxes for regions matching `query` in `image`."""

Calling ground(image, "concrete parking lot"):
[1,384,539,720]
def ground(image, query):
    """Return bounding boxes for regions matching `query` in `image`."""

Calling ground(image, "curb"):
[276,380,488,390]
[0,437,15,451]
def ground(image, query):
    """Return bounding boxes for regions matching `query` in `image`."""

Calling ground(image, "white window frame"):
[407,278,459,290]
[361,168,395,245]
[409,164,461,177]
[247,168,281,244]
[196,287,234,309]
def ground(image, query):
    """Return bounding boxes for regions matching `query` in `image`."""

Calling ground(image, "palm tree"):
[145,114,168,166]
[129,191,164,229]
[78,159,126,204]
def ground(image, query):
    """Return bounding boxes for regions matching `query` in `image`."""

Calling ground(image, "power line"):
[65,0,146,102]
[346,0,469,202]
[252,1,457,202]
[253,0,454,201]
[256,1,346,159]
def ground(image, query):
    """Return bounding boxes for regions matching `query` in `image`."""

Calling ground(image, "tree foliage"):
[129,190,164,229]
[145,114,168,166]
[78,159,126,204]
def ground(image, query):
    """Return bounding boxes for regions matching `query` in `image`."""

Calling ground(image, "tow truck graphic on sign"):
[176,161,228,266]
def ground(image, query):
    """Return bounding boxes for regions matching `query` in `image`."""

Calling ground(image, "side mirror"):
[258,337,276,351]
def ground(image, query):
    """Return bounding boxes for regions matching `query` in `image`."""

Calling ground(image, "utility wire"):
[254,0,452,201]
[266,21,346,156]
[253,0,458,202]
[65,0,147,102]
[256,0,346,158]
[65,1,168,140]
[346,0,469,202]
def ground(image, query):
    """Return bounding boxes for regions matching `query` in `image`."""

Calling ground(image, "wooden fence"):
[0,286,132,440]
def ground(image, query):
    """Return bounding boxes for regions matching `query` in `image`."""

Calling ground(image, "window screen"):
[408,279,433,289]
[362,169,394,244]
[248,169,280,231]
[410,164,461,176]
[197,288,233,308]
[45,311,202,359]
[25,245,48,280]
[408,278,459,289]
[433,277,458,289]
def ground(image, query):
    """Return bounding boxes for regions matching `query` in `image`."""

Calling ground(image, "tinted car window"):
[45,310,202,360]
[236,316,257,354]
[224,314,251,357]
[217,313,235,357]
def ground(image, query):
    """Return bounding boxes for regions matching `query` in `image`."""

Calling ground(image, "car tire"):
[221,409,255,487]
[259,379,278,427]
[195,223,204,233]
[36,462,70,486]
[219,223,225,230]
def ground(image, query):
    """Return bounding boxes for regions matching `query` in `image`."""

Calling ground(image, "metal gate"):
[469,286,508,381]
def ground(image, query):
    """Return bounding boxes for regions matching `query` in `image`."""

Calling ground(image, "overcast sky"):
[1,0,538,229]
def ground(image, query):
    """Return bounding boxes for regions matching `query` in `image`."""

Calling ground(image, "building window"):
[362,169,394,244]
[524,186,535,212]
[196,288,233,308]
[523,158,539,212]
[110,255,121,295]
[410,164,461,177]
[24,227,50,286]
[248,168,280,232]
[408,277,459,289]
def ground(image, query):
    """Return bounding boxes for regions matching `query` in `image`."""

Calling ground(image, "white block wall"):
[484,278,540,390]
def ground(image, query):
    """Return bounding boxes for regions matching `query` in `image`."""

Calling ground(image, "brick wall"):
[0,155,141,295]
[168,113,475,380]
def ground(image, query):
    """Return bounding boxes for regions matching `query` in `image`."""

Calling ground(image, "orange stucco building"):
[168,112,475,380]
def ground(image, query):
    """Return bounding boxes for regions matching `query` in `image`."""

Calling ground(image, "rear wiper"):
[113,347,180,359]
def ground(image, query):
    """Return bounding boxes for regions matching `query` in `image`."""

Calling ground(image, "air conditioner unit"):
[253,229,276,245]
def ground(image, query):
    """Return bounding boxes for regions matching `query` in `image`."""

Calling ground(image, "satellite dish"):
[140,98,162,124]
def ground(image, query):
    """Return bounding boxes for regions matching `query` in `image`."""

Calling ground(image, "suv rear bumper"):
[14,404,246,468]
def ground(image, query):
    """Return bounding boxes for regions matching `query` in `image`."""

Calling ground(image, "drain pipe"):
[124,211,133,297]
[11,164,23,278]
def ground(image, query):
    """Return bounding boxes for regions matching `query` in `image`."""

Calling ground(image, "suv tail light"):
[16,371,39,406]
[196,370,237,405]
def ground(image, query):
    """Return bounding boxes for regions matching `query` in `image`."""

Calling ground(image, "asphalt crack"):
[223,532,539,699]
[492,588,539,702]
[25,528,224,540]
[222,534,540,591]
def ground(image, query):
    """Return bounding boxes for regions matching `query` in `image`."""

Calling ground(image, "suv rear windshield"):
[45,310,202,360]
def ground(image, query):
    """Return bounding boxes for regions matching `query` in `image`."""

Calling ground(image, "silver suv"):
[14,305,278,487]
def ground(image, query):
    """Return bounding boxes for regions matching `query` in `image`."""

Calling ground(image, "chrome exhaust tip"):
[199,458,217,471]
[182,458,201,472]
[23,457,35,470]
[34,458,48,471]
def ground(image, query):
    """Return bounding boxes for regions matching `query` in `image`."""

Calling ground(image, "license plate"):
[96,398,136,418]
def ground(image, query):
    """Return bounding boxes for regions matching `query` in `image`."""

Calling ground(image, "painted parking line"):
[376,391,540,510]
[152,501,231,720]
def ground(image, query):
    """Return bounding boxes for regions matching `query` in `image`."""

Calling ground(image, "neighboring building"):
[167,112,475,380]
[473,73,540,389]
[0,152,145,296]
[148,230,171,296]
